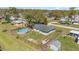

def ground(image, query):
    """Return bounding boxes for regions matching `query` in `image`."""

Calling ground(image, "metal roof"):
[34,24,55,33]
[70,30,79,34]
[50,40,61,48]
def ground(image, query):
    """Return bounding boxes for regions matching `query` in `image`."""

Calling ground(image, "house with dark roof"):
[33,24,55,35]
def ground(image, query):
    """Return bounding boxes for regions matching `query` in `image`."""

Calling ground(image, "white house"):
[71,15,79,24]
[69,30,79,38]
[68,30,79,44]
[60,16,71,24]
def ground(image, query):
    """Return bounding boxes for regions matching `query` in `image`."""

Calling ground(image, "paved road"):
[48,22,79,30]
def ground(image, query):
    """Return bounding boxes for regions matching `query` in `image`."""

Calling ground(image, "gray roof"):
[72,20,79,23]
[11,19,27,24]
[50,40,61,48]
[34,24,55,33]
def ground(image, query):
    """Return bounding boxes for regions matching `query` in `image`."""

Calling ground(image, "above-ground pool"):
[16,28,29,34]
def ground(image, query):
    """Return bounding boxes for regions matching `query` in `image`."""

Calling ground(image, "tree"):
[24,14,35,28]
[9,7,18,15]
[24,14,34,24]
[5,14,10,23]
[51,10,63,20]
[43,17,48,25]
[69,7,76,18]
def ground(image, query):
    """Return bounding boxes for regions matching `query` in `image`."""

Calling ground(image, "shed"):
[49,40,61,51]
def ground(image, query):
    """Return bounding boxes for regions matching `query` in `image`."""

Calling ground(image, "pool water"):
[17,28,29,34]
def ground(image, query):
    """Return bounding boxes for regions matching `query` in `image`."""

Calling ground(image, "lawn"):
[59,36,79,51]
[70,24,79,28]
[0,31,33,51]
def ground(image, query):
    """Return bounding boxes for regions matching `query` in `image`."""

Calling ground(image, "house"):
[69,30,79,38]
[60,17,68,24]
[75,37,79,44]
[71,15,79,24]
[11,19,27,24]
[72,20,79,24]
[70,14,79,24]
[47,16,55,20]
[0,16,4,19]
[10,16,16,21]
[60,16,71,24]
[72,14,79,20]
[11,18,27,28]
[69,30,79,44]
[49,40,61,51]
[33,24,55,35]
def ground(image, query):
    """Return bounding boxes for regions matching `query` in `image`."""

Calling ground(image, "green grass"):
[25,31,45,40]
[59,36,79,51]
[70,24,79,28]
[0,32,33,50]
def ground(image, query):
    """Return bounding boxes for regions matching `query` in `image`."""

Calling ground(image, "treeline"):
[0,7,79,25]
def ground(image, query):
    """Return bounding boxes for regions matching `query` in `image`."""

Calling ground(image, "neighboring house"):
[60,16,71,24]
[69,30,79,44]
[11,19,27,24]
[0,16,4,19]
[69,30,79,38]
[47,16,55,20]
[33,24,55,35]
[60,17,68,24]
[72,20,79,24]
[10,16,16,21]
[71,15,79,24]
[72,15,79,20]
[0,16,5,22]
[49,40,61,51]
[10,17,27,28]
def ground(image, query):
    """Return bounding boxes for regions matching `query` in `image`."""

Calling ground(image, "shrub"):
[2,29,8,32]
[0,45,2,51]
[16,35,19,39]
[1,22,8,24]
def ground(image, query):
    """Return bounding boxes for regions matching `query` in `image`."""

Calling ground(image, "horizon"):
[0,7,79,10]
[17,7,79,10]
